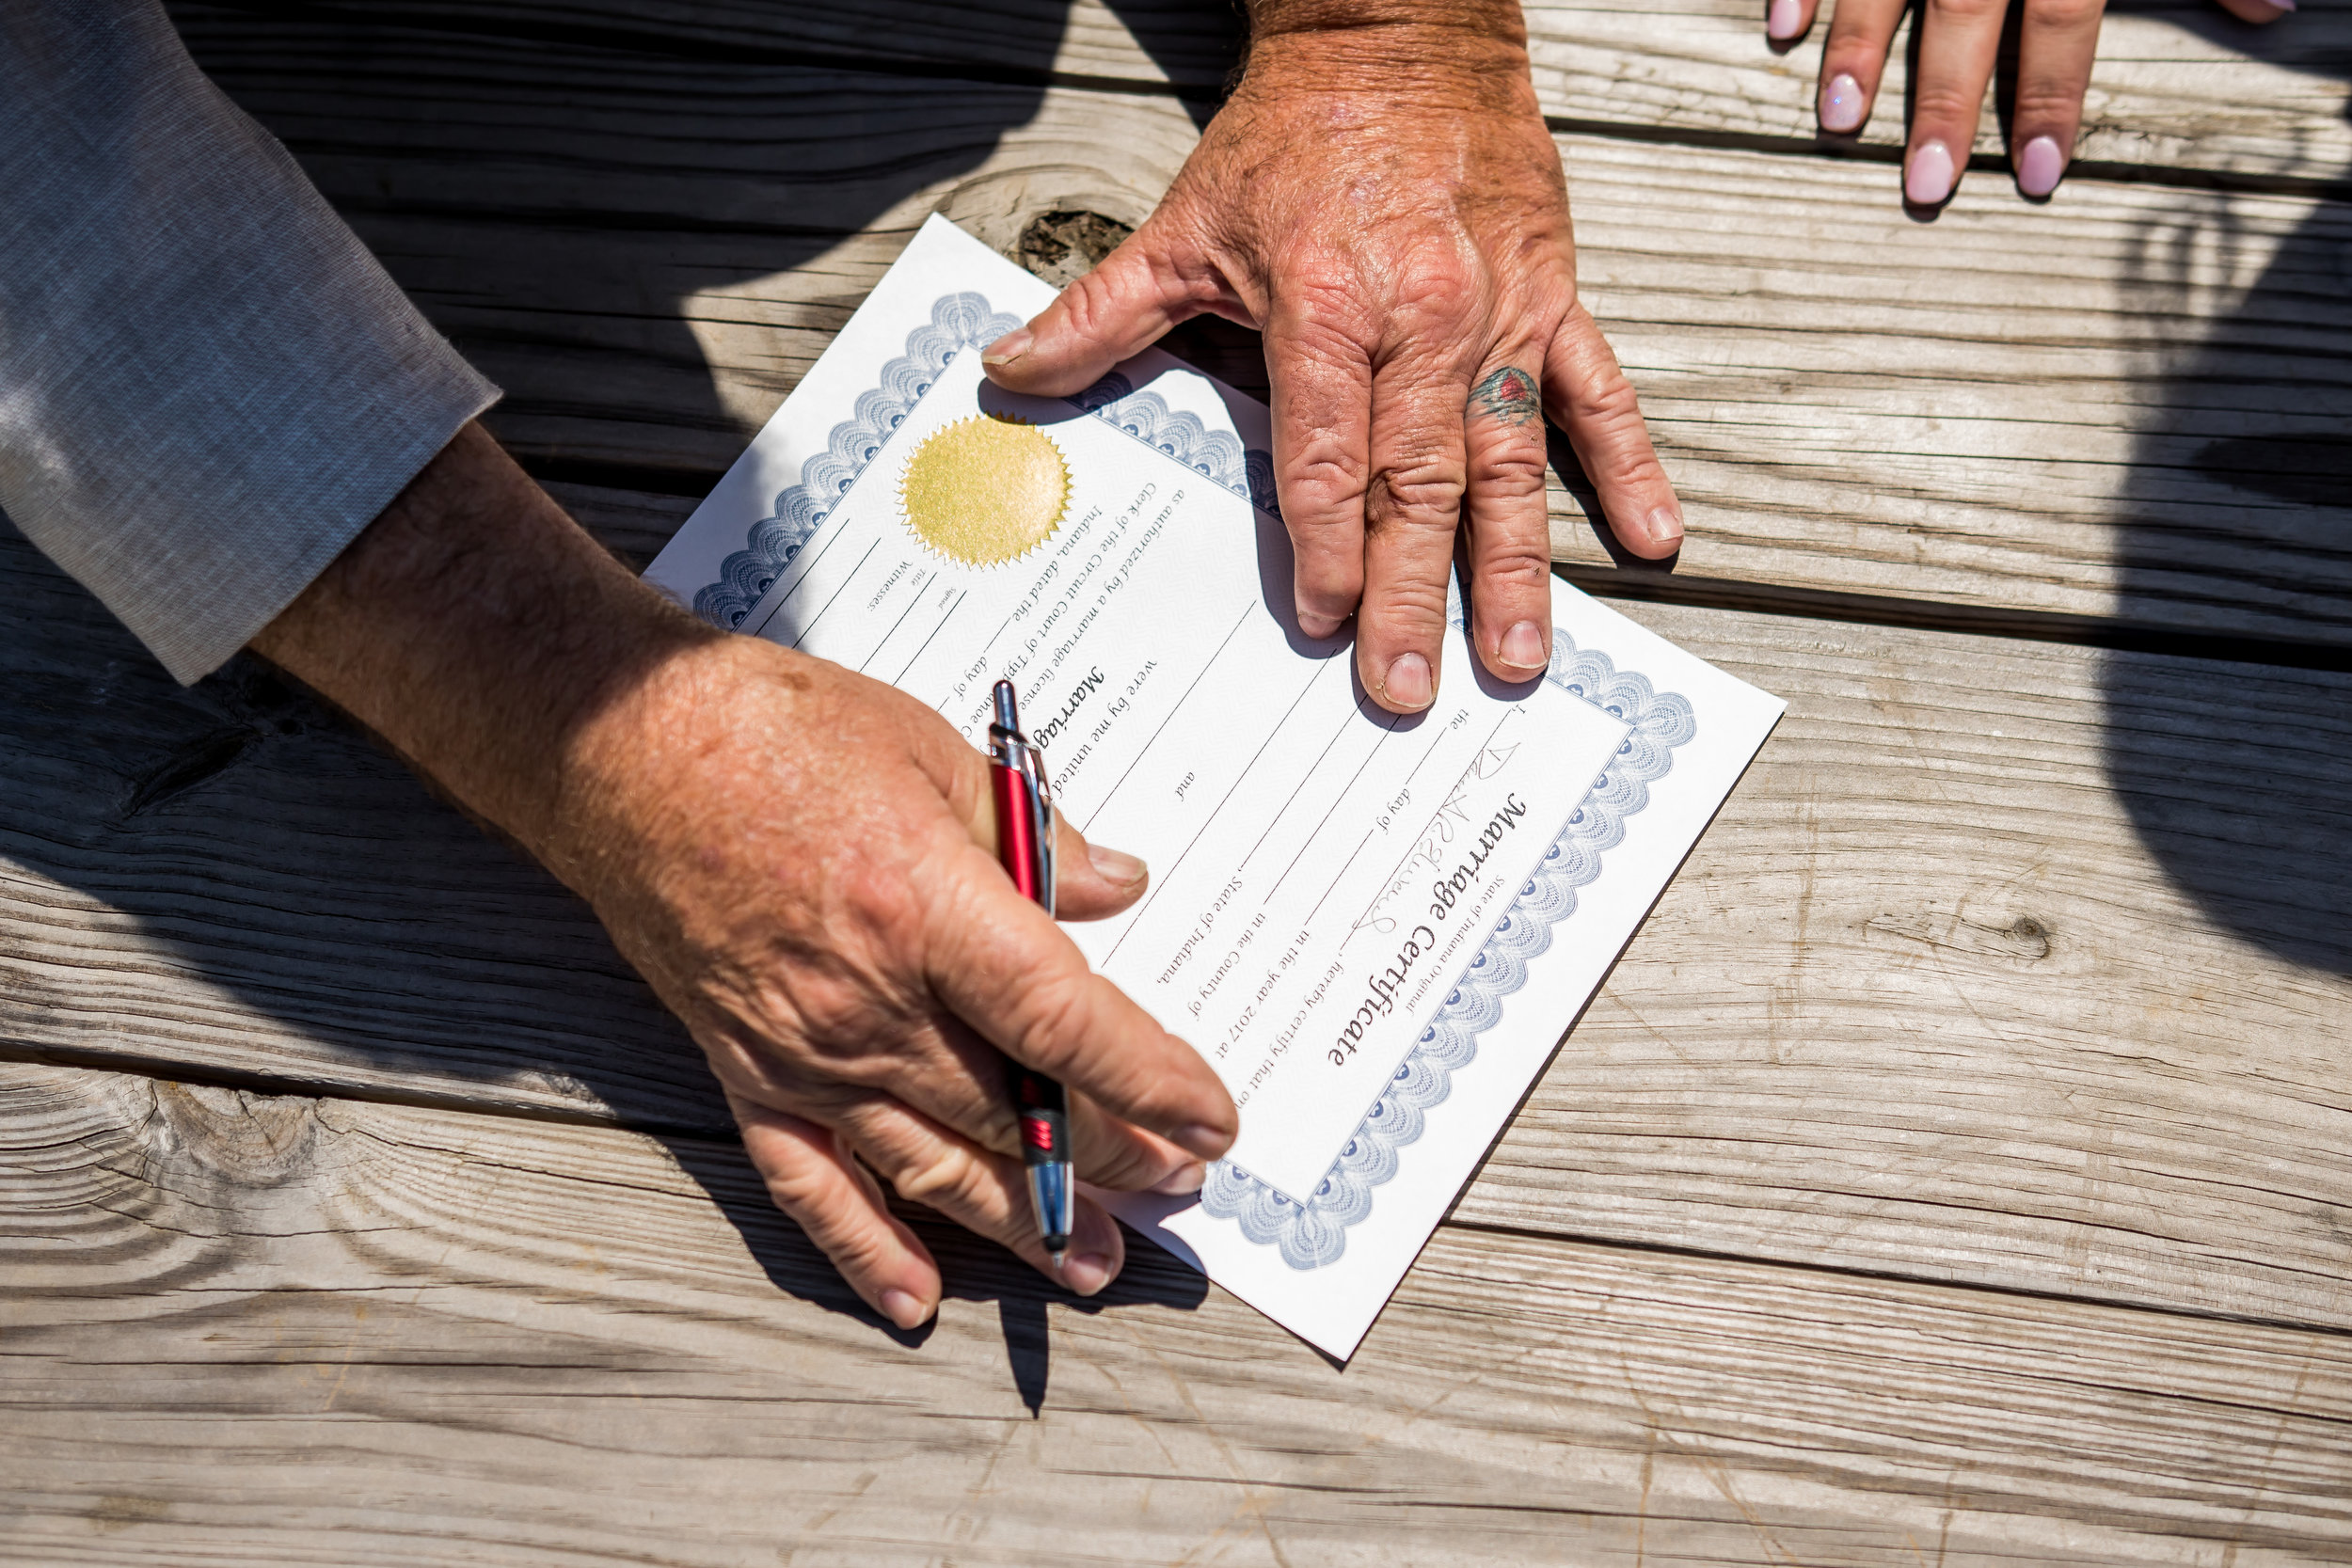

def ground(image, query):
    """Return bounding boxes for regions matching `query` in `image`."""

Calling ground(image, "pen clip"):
[988,687,1057,918]
[1016,739,1056,917]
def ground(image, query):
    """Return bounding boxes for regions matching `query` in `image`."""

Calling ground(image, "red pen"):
[987,679,1073,1265]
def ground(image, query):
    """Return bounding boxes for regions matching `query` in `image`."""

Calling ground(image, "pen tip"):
[1048,1247,1068,1271]
[993,679,1018,731]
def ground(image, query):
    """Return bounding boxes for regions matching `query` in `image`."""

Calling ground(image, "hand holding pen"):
[984,679,1232,1283]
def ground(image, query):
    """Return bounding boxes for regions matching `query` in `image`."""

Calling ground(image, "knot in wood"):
[1015,209,1135,289]
[145,1081,323,1190]
[2006,916,2052,959]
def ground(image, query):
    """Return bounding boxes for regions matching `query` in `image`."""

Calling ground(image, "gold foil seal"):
[898,415,1070,567]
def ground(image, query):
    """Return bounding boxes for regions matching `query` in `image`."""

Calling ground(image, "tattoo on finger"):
[1469,367,1541,427]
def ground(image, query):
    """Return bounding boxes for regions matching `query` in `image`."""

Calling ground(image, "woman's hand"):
[1766,0,2294,202]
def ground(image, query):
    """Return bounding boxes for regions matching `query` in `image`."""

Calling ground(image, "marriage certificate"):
[646,215,1784,1358]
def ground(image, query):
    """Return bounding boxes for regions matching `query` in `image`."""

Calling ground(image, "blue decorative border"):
[692,293,1025,628]
[1067,372,1283,521]
[1199,629,1697,1269]
[691,294,1279,628]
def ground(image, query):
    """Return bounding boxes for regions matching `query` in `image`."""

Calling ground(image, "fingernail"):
[2269,0,2296,10]
[1767,0,1803,39]
[1380,652,1433,710]
[1152,1160,1208,1196]
[1820,72,1866,134]
[1500,620,1548,670]
[1645,504,1684,548]
[980,327,1032,367]
[1088,843,1147,885]
[1061,1250,1117,1296]
[879,1288,930,1329]
[2016,135,2065,198]
[1905,139,1956,206]
[1172,1122,1232,1160]
[1296,604,1343,639]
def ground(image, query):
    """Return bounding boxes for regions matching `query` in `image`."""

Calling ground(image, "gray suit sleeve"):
[0,2,499,684]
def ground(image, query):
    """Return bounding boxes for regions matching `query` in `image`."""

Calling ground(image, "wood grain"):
[1464,599,2352,1331]
[183,0,2352,184]
[8,515,2347,1329]
[167,12,2352,648]
[5,4,2342,1555]
[1552,134,2352,649]
[7,1057,2351,1566]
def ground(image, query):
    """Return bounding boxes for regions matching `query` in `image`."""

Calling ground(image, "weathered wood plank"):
[6,515,2347,1328]
[1466,602,2352,1328]
[7,1058,2351,1565]
[167,15,2352,648]
[184,0,2352,184]
[1554,134,2352,650]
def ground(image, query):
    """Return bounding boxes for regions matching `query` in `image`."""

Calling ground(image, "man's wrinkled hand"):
[981,4,1680,714]
[556,638,1236,1324]
[254,423,1237,1330]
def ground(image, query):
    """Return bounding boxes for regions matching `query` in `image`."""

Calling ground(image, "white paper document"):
[645,215,1784,1358]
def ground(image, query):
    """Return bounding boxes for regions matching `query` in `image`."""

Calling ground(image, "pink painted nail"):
[1820,73,1866,134]
[1767,0,1804,40]
[2016,135,2065,197]
[1905,139,1956,205]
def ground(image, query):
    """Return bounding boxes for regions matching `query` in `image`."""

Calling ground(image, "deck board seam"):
[1549,566,2352,673]
[0,1037,722,1138]
[1437,1216,2352,1346]
[1538,116,2352,202]
[15,1042,2351,1345]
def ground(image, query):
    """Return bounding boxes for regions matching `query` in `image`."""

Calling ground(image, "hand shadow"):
[2103,23,2352,978]
[660,1133,1211,1416]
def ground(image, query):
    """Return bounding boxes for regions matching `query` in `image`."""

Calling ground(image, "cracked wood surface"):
[8,516,2346,1333]
[6,1058,2351,1567]
[171,6,2352,648]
